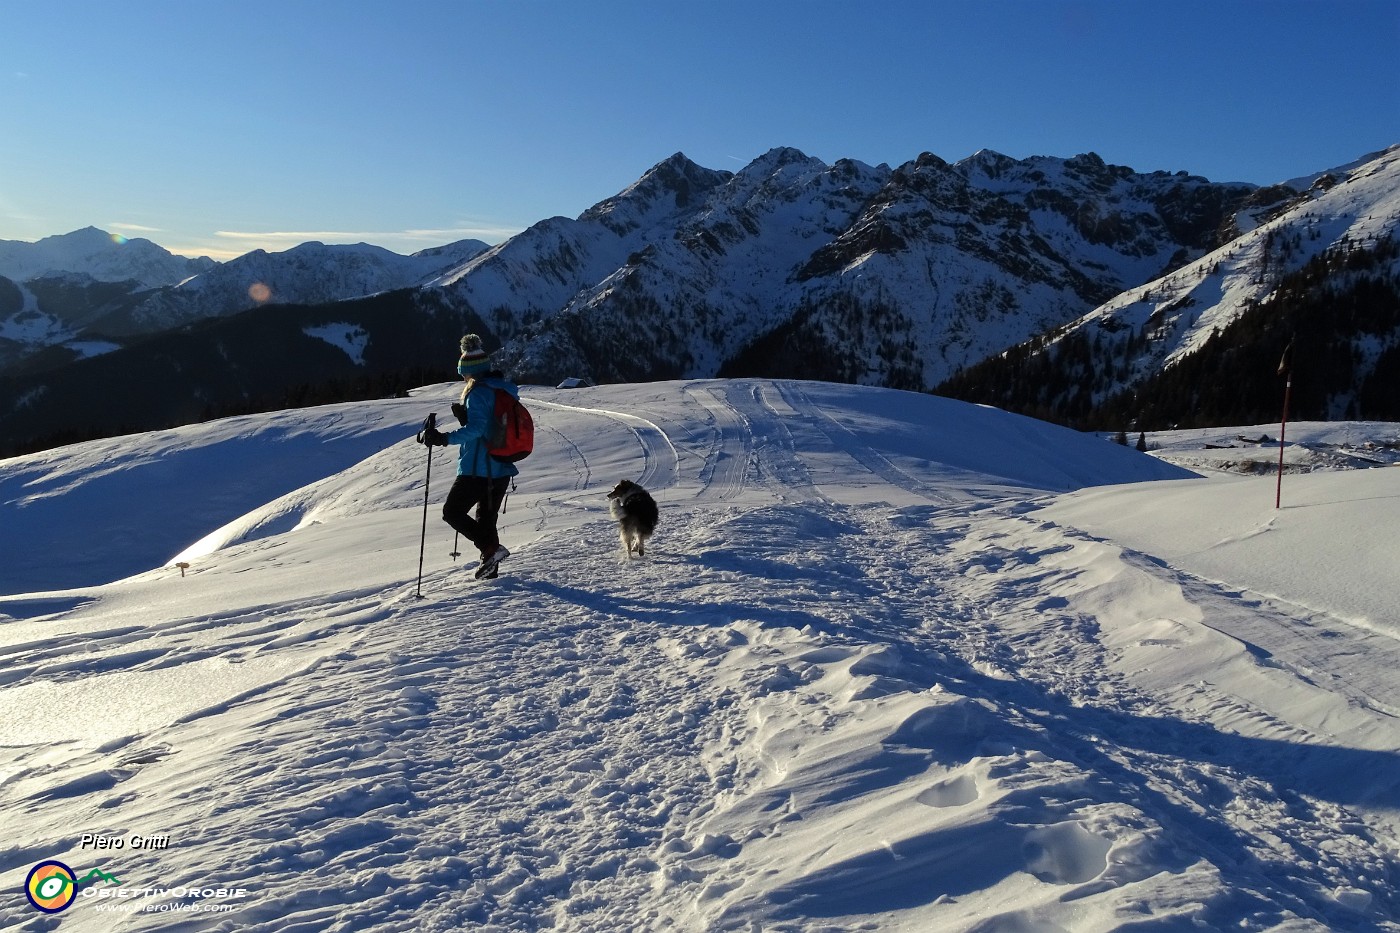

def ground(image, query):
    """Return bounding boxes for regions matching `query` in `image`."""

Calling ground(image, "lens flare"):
[248,282,272,304]
[110,234,128,246]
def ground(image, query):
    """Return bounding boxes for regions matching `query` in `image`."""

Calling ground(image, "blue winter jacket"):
[444,375,522,479]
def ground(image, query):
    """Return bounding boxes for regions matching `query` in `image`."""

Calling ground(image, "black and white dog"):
[607,480,659,557]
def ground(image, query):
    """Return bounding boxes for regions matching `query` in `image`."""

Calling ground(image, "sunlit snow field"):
[1,379,1397,931]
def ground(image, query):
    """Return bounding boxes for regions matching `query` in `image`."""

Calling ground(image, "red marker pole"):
[1275,337,1294,510]
[1275,373,1291,509]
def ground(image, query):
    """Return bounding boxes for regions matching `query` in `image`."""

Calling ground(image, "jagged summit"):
[956,148,1016,176]
[585,152,732,225]
[744,146,817,170]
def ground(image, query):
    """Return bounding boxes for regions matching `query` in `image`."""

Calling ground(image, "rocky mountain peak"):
[580,152,732,234]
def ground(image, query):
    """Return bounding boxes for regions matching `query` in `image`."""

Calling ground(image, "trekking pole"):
[414,412,437,597]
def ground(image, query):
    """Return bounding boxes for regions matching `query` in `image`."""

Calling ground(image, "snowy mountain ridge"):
[1280,143,1400,192]
[1073,144,1399,378]
[435,146,1259,389]
[115,237,490,336]
[0,226,214,288]
[938,144,1400,426]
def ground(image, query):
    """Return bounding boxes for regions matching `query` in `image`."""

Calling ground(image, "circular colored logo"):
[25,861,78,913]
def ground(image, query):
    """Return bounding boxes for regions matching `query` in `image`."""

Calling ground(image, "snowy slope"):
[1059,144,1400,388]
[1,380,1397,931]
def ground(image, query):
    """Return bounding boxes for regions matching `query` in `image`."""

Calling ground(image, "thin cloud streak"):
[213,226,522,245]
[164,224,524,261]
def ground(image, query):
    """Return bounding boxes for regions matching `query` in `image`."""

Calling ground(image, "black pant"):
[442,475,510,558]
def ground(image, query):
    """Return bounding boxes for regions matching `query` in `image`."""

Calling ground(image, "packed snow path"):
[1,379,1396,931]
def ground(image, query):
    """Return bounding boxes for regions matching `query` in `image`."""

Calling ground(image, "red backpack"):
[486,389,534,463]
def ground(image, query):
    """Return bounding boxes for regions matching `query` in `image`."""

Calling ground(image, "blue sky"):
[1,0,1395,260]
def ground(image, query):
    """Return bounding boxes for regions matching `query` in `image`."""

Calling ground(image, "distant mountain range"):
[1,143,1396,457]
[0,225,215,289]
[0,230,489,370]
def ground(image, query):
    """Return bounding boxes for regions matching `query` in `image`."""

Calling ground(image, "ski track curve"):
[538,421,591,494]
[516,420,592,534]
[527,396,681,496]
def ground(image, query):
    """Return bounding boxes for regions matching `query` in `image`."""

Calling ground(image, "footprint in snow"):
[1023,821,1113,885]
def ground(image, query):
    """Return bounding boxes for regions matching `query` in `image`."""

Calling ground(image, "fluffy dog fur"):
[607,480,659,557]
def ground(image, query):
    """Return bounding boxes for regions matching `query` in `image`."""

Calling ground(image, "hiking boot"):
[475,545,510,579]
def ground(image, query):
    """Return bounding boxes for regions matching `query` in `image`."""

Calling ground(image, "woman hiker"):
[420,334,520,579]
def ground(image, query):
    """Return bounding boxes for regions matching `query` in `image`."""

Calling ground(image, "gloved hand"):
[420,427,449,447]
[450,402,468,425]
